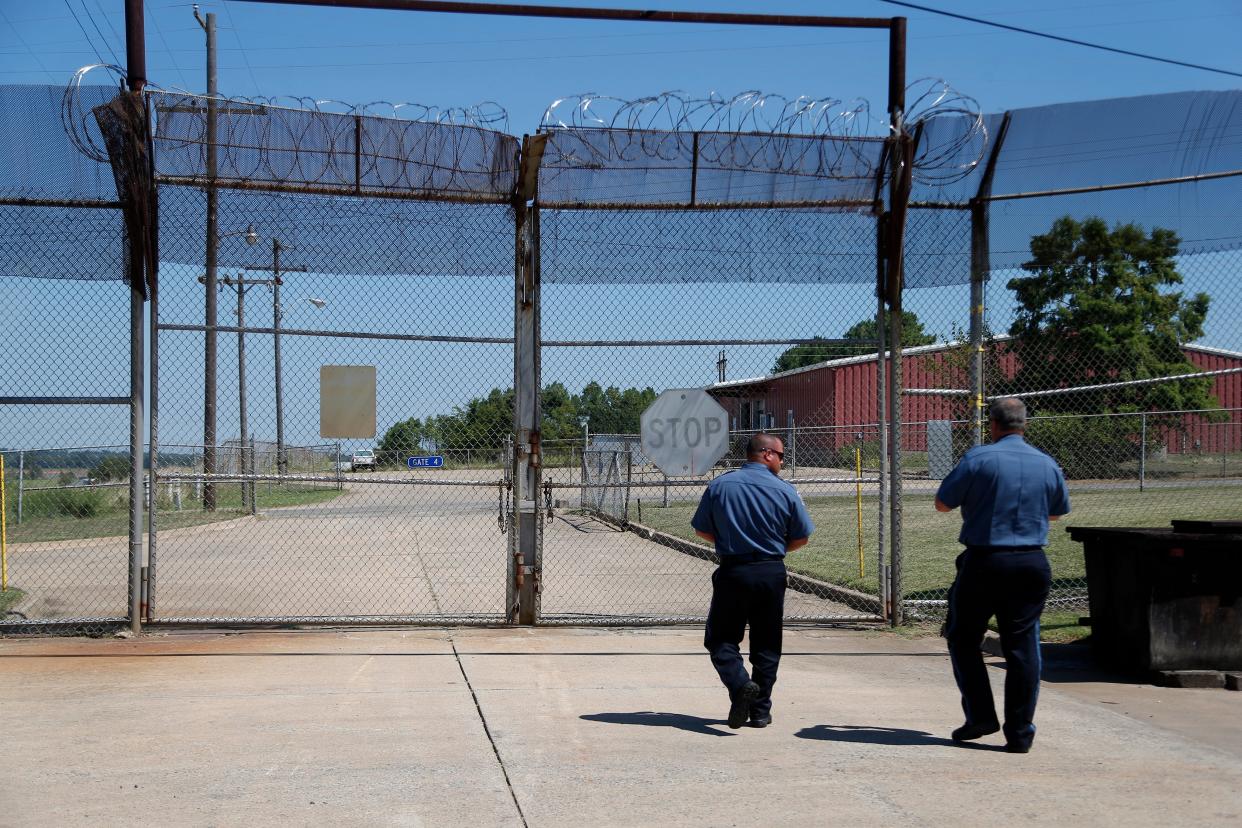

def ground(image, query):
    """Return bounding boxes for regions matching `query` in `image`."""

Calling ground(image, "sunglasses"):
[763,447,785,460]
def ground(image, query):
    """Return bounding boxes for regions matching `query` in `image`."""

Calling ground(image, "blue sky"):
[3,2,1240,451]
[4,1,1239,129]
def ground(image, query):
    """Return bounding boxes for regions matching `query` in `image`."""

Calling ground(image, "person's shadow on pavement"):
[580,712,734,736]
[796,724,1000,750]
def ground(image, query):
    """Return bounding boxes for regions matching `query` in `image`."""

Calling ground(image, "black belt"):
[718,553,784,566]
[966,545,1043,553]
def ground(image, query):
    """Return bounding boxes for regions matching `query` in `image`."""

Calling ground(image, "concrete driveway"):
[2,626,1239,827]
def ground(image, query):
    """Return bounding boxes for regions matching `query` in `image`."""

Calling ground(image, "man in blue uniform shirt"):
[935,397,1071,753]
[692,432,814,729]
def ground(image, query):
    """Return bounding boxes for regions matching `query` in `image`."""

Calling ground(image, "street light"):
[202,223,258,512]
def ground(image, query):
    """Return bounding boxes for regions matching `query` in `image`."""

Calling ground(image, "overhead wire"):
[877,0,1242,79]
[220,0,265,98]
[62,0,107,66]
[79,0,122,66]
[0,7,59,82]
[148,3,193,91]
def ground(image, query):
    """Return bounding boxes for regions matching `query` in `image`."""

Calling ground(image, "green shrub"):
[22,488,105,519]
[1025,415,1140,479]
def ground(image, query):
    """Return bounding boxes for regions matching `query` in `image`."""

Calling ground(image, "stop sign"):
[640,388,731,477]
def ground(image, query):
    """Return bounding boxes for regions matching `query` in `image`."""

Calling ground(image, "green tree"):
[1006,216,1215,414]
[376,416,430,465]
[379,383,660,456]
[772,312,936,373]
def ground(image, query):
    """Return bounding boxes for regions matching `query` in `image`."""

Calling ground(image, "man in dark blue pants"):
[935,397,1071,753]
[693,433,814,729]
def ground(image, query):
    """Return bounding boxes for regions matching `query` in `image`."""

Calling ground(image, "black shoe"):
[727,681,761,729]
[748,713,773,728]
[1005,740,1032,754]
[951,721,1000,742]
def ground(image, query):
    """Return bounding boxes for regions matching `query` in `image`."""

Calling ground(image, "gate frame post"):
[512,135,547,625]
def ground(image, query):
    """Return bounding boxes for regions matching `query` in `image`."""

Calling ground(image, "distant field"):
[3,482,342,544]
[638,484,1242,596]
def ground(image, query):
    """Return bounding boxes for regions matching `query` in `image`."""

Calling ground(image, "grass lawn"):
[3,483,343,544]
[0,586,24,615]
[638,483,1242,598]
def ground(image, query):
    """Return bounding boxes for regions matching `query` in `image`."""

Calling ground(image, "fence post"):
[786,410,796,477]
[1139,413,1147,492]
[512,137,546,625]
[128,281,145,636]
[16,451,23,526]
[875,219,889,622]
[249,434,257,515]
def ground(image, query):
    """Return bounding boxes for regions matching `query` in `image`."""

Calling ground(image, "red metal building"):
[709,339,1242,460]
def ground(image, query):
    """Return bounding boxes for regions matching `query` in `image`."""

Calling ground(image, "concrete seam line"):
[451,638,529,828]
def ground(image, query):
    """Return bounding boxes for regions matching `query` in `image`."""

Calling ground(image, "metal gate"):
[145,96,520,625]
[535,205,889,624]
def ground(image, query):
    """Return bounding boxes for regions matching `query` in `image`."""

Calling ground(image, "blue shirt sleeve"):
[786,489,814,540]
[691,488,716,535]
[936,453,973,508]
[1049,464,1071,516]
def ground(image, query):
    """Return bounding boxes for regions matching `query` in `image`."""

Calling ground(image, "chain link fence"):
[4,81,1240,631]
[150,182,517,624]
[1,85,134,635]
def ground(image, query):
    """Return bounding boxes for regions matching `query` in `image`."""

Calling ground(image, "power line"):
[220,1,264,97]
[91,0,126,56]
[0,7,62,82]
[80,0,122,66]
[877,0,1242,79]
[62,0,106,65]
[149,5,193,91]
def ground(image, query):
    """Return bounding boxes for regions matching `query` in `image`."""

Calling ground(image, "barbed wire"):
[537,82,986,187]
[213,94,511,132]
[62,66,983,199]
[541,89,872,137]
[61,63,126,163]
[905,79,987,185]
[146,89,519,199]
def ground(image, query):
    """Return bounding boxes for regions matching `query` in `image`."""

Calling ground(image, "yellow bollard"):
[855,446,864,579]
[1,454,7,591]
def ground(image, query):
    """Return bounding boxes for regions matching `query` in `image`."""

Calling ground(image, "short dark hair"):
[989,397,1027,432]
[747,432,781,457]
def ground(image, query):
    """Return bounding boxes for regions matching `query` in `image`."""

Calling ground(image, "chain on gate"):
[498,478,511,533]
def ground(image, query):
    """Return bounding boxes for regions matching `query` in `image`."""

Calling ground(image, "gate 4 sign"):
[407,455,445,468]
[641,388,730,477]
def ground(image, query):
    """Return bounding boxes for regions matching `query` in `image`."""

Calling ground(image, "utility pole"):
[243,239,306,478]
[194,4,219,510]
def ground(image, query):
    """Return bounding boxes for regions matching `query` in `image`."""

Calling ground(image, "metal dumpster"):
[1067,521,1242,671]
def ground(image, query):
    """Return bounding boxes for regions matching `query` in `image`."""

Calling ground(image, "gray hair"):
[989,397,1027,432]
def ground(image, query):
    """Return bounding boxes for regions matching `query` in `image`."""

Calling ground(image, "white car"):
[350,449,375,472]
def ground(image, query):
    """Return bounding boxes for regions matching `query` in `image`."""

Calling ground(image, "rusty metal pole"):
[512,135,546,625]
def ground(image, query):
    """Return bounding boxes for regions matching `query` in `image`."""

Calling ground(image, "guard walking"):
[692,432,814,729]
[935,397,1071,753]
